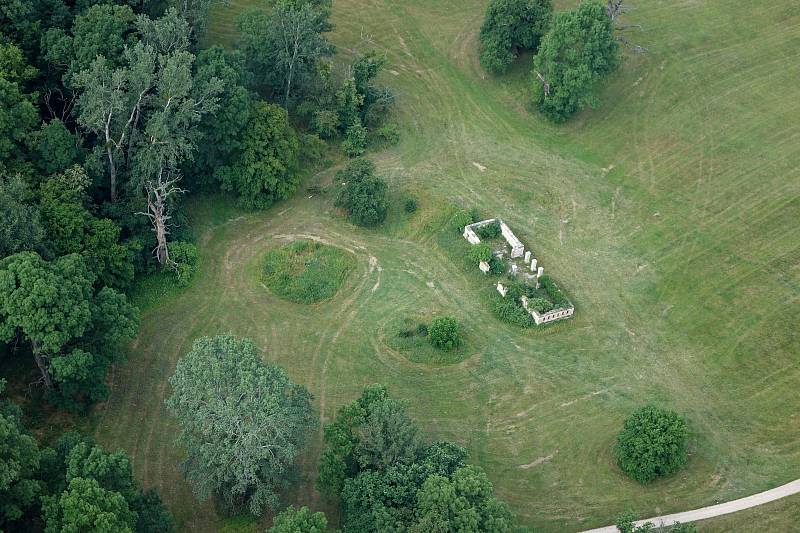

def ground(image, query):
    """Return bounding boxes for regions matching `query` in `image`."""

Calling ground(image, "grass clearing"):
[262,240,356,304]
[87,1,800,531]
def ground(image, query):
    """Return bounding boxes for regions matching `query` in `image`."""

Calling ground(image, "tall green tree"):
[531,0,619,122]
[479,0,552,74]
[238,0,334,105]
[222,101,300,209]
[0,252,94,390]
[333,158,388,227]
[615,405,689,483]
[166,335,316,516]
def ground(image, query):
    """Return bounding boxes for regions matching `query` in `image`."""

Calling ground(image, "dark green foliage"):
[131,488,176,533]
[0,381,44,530]
[185,46,252,190]
[222,101,300,209]
[476,220,501,239]
[615,405,689,483]
[168,241,199,287]
[33,120,80,174]
[318,384,420,497]
[404,196,418,213]
[166,335,316,516]
[0,43,38,173]
[468,243,493,264]
[342,122,368,157]
[320,385,513,532]
[312,109,339,139]
[268,506,331,533]
[531,0,619,122]
[428,316,461,351]
[488,255,505,275]
[334,158,389,227]
[237,2,334,105]
[0,173,45,258]
[261,240,355,304]
[479,0,553,74]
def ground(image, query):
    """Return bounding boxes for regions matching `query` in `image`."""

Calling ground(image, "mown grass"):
[88,1,800,532]
[262,240,356,304]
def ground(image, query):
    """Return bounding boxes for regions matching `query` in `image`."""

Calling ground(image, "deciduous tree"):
[479,0,552,74]
[166,335,315,515]
[615,405,689,483]
[531,0,619,122]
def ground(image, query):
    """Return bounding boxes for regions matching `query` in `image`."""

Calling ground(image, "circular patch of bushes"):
[615,405,689,483]
[262,240,356,304]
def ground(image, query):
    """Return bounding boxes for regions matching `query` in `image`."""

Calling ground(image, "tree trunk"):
[32,341,54,391]
[106,144,117,201]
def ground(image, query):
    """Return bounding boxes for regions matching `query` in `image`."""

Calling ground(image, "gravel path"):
[581,479,800,532]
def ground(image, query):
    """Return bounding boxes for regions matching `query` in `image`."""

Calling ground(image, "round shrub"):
[468,243,493,264]
[376,122,400,145]
[615,405,689,483]
[404,196,418,213]
[428,317,461,351]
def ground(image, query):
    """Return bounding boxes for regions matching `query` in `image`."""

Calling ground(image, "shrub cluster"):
[476,220,501,239]
[491,295,534,327]
[479,0,553,74]
[262,241,355,304]
[169,241,199,288]
[428,316,462,351]
[468,243,493,264]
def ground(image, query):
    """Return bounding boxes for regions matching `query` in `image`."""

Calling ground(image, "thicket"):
[428,316,462,351]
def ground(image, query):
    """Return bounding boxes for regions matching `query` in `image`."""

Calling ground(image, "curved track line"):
[581,479,800,532]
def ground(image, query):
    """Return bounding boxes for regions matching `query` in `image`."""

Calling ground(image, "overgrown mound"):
[262,240,355,304]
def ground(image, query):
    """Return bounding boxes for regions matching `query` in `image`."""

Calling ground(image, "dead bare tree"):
[137,167,185,267]
[606,0,648,54]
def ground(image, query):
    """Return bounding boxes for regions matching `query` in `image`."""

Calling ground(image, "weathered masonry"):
[465,218,574,326]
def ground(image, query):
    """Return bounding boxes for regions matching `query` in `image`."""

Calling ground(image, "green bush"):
[476,220,501,239]
[312,109,339,139]
[334,158,389,227]
[615,405,689,483]
[428,317,461,351]
[468,243,493,264]
[491,295,533,327]
[169,241,199,287]
[262,240,356,304]
[488,255,506,274]
[450,209,475,233]
[538,275,569,308]
[342,122,368,157]
[404,196,418,213]
[376,122,400,145]
[528,297,552,313]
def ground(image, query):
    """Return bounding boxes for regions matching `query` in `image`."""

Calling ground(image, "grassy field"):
[88,1,800,531]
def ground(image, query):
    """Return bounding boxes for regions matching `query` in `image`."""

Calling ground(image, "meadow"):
[89,1,800,531]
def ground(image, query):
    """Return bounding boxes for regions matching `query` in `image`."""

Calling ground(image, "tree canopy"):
[334,158,389,227]
[615,405,689,483]
[479,0,553,74]
[531,0,619,122]
[166,335,316,515]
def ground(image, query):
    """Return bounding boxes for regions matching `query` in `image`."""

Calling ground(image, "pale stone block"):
[530,258,537,271]
[479,261,490,274]
[496,283,507,297]
[537,266,544,278]
[524,251,531,263]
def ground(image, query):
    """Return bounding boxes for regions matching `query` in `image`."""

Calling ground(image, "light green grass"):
[90,1,800,531]
[261,240,356,304]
